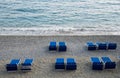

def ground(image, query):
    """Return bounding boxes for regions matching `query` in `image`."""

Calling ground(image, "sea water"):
[0,0,120,35]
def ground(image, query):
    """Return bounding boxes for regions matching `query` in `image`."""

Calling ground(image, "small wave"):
[14,8,39,13]
[107,2,119,5]
[98,2,120,6]
[0,6,7,9]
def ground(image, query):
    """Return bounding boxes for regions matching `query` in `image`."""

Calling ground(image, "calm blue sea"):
[0,0,120,35]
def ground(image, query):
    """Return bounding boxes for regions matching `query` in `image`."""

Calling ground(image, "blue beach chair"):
[55,58,65,70]
[101,57,116,69]
[96,42,107,50]
[87,42,97,50]
[107,43,117,50]
[49,41,57,51]
[58,42,67,52]
[91,57,103,70]
[6,59,20,71]
[66,58,77,70]
[21,59,33,71]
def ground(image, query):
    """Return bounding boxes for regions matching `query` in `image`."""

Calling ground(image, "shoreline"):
[1,32,120,36]
[0,27,120,36]
[0,34,120,36]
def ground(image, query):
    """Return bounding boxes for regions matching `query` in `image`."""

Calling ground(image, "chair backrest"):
[59,42,66,46]
[67,58,76,64]
[87,42,95,46]
[50,42,56,46]
[56,58,64,64]
[101,57,112,63]
[22,59,33,66]
[91,57,101,63]
[10,59,20,65]
[96,42,107,47]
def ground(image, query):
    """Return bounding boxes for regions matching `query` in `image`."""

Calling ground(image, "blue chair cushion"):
[66,58,77,70]
[101,57,112,63]
[92,62,103,70]
[66,63,77,70]
[105,62,116,69]
[22,59,33,66]
[101,57,116,69]
[49,42,57,51]
[10,59,20,64]
[108,43,117,50]
[59,42,67,51]
[6,64,18,71]
[91,57,101,63]
[67,58,75,64]
[55,58,65,69]
[91,57,103,70]
[87,42,97,50]
[96,42,107,50]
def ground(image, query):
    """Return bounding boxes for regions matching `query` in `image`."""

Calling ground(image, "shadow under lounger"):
[6,59,20,71]
[101,57,116,69]
[91,57,103,70]
[21,59,33,71]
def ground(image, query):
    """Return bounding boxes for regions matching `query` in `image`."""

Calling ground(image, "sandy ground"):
[0,35,120,78]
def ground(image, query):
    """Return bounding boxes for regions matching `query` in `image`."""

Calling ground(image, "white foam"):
[0,27,120,36]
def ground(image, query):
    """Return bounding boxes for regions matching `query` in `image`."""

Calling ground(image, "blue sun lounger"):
[91,57,103,70]
[87,42,97,50]
[101,57,116,69]
[66,58,77,70]
[21,59,33,71]
[58,42,67,52]
[6,59,20,71]
[96,42,107,50]
[107,43,117,50]
[49,41,57,51]
[55,58,65,70]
